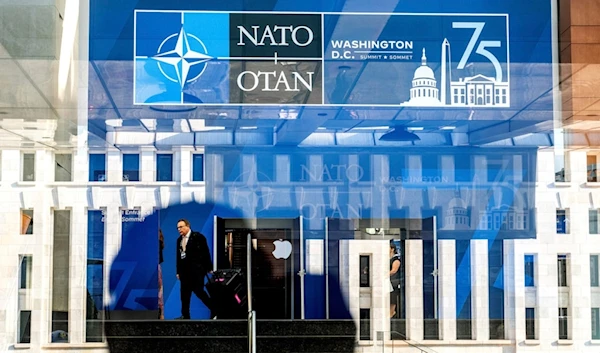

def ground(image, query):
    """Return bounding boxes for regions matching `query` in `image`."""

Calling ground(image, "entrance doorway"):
[220,228,295,319]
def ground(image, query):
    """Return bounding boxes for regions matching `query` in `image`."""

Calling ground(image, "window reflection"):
[51,210,70,343]
[18,255,32,344]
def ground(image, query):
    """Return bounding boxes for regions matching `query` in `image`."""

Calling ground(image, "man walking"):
[176,219,215,319]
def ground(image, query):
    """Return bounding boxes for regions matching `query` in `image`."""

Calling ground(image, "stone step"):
[105,319,356,353]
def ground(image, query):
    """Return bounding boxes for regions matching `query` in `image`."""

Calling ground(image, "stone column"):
[406,239,424,341]
[140,147,156,182]
[537,251,559,344]
[68,205,86,343]
[438,239,456,341]
[470,239,489,341]
[106,149,122,183]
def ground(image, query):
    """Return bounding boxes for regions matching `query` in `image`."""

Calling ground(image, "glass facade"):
[123,154,140,182]
[525,255,535,287]
[17,255,32,344]
[51,210,70,342]
[192,154,205,182]
[86,210,105,342]
[89,154,106,182]
[1,0,600,352]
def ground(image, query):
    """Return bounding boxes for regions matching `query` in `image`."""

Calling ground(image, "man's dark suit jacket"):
[176,231,212,278]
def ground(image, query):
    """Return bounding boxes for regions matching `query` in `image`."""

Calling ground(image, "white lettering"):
[237,25,314,46]
[237,71,314,92]
[259,26,277,47]
[292,72,313,92]
[291,26,313,47]
[299,163,364,182]
[261,71,278,92]
[275,71,293,91]
[237,25,260,46]
[329,40,414,50]
[275,25,292,46]
[237,71,259,91]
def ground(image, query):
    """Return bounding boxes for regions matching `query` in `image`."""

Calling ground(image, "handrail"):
[247,233,256,353]
[386,330,440,353]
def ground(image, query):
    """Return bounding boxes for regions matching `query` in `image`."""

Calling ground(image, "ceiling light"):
[317,127,327,130]
[406,127,424,131]
[105,119,123,127]
[352,126,390,130]
[441,126,456,130]
[189,120,226,131]
[240,126,257,130]
[379,127,421,141]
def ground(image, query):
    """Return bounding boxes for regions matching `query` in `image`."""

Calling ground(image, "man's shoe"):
[175,316,190,320]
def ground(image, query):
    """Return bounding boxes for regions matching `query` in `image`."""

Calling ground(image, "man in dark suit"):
[176,219,215,319]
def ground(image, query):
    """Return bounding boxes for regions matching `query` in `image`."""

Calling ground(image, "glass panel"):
[156,154,173,181]
[591,209,599,234]
[359,255,369,287]
[558,255,568,287]
[51,210,70,342]
[18,311,32,344]
[89,154,106,182]
[591,255,599,287]
[359,308,370,341]
[22,153,35,181]
[192,154,204,181]
[18,255,32,344]
[123,154,140,181]
[556,209,567,234]
[524,255,535,287]
[54,154,72,182]
[555,152,568,182]
[256,154,274,182]
[592,308,600,340]
[588,155,597,182]
[558,308,568,339]
[525,308,535,339]
[20,209,33,235]
[86,210,105,342]
[20,255,32,289]
[489,240,504,340]
[456,240,472,340]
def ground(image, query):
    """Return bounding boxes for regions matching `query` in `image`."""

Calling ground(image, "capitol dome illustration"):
[443,188,470,230]
[402,48,442,106]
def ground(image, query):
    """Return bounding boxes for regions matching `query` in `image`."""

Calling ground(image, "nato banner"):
[134,11,513,107]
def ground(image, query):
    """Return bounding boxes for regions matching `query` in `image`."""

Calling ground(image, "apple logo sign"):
[272,239,292,260]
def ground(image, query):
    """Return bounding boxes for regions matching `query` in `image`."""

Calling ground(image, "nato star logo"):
[153,27,213,89]
[134,11,230,105]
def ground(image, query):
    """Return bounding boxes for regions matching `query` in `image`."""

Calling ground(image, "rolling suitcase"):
[206,269,248,319]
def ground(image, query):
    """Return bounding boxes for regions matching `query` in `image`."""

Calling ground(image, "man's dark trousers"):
[179,272,212,318]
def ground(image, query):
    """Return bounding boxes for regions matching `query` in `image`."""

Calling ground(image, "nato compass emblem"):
[152,27,212,89]
[134,11,230,105]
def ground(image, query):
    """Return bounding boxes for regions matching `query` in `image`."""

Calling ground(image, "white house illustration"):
[449,75,509,106]
[401,38,509,107]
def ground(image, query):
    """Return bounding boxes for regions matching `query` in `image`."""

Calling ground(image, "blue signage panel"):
[324,14,510,107]
[132,11,538,107]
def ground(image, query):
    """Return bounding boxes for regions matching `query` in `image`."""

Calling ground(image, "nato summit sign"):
[133,11,515,107]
